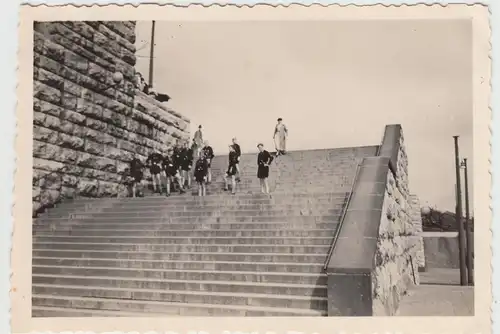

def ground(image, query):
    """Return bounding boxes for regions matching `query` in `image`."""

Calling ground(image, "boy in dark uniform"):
[172,140,182,173]
[201,140,215,184]
[120,168,135,198]
[180,141,194,188]
[224,145,239,195]
[162,148,185,196]
[257,143,274,194]
[194,152,209,197]
[128,157,145,197]
[146,152,164,193]
[232,137,242,182]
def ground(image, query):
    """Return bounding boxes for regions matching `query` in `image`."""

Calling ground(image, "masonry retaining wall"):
[327,124,420,316]
[33,21,190,216]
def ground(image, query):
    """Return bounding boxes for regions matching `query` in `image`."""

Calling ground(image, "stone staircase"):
[32,146,378,317]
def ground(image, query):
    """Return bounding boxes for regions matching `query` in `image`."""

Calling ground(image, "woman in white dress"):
[193,125,204,159]
[273,118,288,156]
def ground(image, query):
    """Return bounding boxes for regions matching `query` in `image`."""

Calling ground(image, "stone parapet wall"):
[371,125,420,315]
[409,194,426,270]
[326,124,419,316]
[33,21,190,216]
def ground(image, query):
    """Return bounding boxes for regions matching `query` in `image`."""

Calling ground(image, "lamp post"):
[453,136,468,286]
[148,20,156,87]
[461,158,474,285]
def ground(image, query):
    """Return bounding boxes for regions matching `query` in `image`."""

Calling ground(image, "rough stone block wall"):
[410,194,426,270]
[371,128,420,315]
[33,21,190,216]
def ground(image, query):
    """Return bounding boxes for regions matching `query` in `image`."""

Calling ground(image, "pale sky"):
[135,20,473,213]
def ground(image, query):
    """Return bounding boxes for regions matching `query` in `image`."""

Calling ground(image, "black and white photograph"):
[21,4,490,326]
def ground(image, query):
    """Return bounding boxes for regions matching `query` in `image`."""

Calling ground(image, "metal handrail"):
[323,163,362,271]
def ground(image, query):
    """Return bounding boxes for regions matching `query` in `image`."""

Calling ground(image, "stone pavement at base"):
[396,268,474,316]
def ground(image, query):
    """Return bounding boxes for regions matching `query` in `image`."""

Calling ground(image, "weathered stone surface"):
[33,22,191,216]
[410,194,426,270]
[371,127,420,316]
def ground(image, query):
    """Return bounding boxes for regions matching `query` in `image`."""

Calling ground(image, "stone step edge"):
[33,265,328,277]
[45,210,342,217]
[33,241,331,248]
[33,257,325,266]
[36,214,341,220]
[32,228,336,233]
[52,206,343,214]
[33,283,328,301]
[59,192,347,202]
[32,249,329,257]
[31,306,170,317]
[34,223,338,229]
[33,294,327,315]
[33,274,327,289]
[34,235,334,240]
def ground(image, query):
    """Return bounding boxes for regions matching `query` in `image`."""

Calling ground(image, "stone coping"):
[420,231,459,238]
[378,124,402,176]
[326,125,402,274]
[325,124,403,316]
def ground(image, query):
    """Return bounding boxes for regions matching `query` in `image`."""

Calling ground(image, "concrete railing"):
[326,124,421,316]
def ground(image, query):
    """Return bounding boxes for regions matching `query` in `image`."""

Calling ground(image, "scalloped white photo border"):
[4,1,497,334]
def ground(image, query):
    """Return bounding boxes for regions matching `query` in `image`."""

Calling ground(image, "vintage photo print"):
[12,3,491,334]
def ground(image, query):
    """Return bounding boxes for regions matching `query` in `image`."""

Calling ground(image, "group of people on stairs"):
[121,133,215,198]
[121,118,288,198]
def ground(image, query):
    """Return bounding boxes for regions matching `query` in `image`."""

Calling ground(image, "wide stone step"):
[33,266,327,285]
[32,306,169,317]
[215,155,360,162]
[32,294,326,316]
[33,258,325,273]
[34,221,338,231]
[104,195,347,208]
[33,242,330,254]
[33,235,333,246]
[91,192,346,202]
[44,208,342,219]
[210,168,354,177]
[33,284,327,310]
[212,158,360,166]
[36,197,347,216]
[32,274,326,297]
[95,202,345,213]
[33,228,335,238]
[35,215,341,224]
[38,193,347,213]
[188,185,352,194]
[210,169,354,177]
[33,249,328,263]
[101,194,348,207]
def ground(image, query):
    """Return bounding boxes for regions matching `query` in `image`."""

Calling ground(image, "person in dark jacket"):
[120,168,135,198]
[201,140,215,184]
[180,141,193,188]
[122,157,144,197]
[257,143,274,194]
[194,153,209,197]
[172,140,182,172]
[224,145,239,194]
[162,148,185,196]
[232,137,242,182]
[146,152,164,193]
